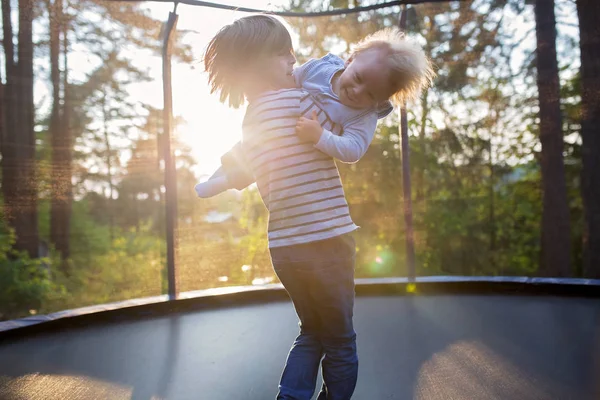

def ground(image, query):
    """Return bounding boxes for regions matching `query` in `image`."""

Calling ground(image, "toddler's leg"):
[194,167,231,198]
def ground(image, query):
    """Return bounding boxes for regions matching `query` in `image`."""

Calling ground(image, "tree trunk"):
[489,142,496,263]
[417,89,428,202]
[488,106,499,271]
[102,92,115,240]
[62,26,73,256]
[534,0,571,277]
[0,72,4,179]
[17,0,38,257]
[133,194,140,233]
[2,0,18,227]
[2,0,38,257]
[577,0,600,279]
[49,0,71,261]
[49,0,62,250]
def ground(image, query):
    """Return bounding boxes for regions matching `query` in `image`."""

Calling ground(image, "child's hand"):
[296,110,323,143]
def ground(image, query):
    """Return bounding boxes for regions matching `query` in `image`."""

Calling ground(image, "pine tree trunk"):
[0,74,4,177]
[489,107,499,271]
[489,142,496,263]
[101,92,115,240]
[49,0,72,261]
[2,0,19,235]
[49,0,62,252]
[2,0,38,257]
[534,0,571,277]
[417,89,428,202]
[1,0,15,154]
[18,0,38,257]
[62,27,73,258]
[577,0,600,279]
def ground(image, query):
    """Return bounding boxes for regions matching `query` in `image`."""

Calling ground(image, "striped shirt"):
[242,89,357,248]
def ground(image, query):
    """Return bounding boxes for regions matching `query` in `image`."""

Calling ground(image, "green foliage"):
[1,198,166,319]
[0,221,62,321]
[38,230,165,314]
[58,225,165,308]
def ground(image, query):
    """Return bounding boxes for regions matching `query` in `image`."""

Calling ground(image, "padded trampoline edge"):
[1,276,599,340]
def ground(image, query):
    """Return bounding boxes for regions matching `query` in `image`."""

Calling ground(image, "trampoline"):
[1,278,599,400]
[1,1,599,400]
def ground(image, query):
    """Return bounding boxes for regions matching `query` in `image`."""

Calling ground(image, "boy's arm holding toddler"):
[296,106,388,163]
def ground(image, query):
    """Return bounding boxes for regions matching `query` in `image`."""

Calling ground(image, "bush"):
[44,222,166,311]
[0,228,60,321]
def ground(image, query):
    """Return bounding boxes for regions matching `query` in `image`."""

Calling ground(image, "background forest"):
[1,0,599,320]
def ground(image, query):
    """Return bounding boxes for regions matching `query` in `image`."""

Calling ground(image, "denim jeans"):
[270,233,358,400]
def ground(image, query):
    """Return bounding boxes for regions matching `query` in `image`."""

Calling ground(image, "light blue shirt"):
[294,53,393,163]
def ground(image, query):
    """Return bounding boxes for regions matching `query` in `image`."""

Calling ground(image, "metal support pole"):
[162,6,179,300]
[398,5,416,281]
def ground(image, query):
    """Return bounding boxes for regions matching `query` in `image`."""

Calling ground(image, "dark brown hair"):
[204,15,293,108]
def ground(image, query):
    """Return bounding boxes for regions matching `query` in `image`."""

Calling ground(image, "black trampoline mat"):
[1,295,599,400]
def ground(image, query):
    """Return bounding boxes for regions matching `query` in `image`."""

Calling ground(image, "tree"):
[533,0,571,277]
[1,0,39,257]
[73,52,145,239]
[116,107,197,232]
[117,107,168,233]
[48,0,72,261]
[46,0,193,260]
[576,0,600,278]
[118,137,163,232]
[0,42,4,177]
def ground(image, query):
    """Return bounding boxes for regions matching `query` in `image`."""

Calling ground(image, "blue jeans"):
[270,234,358,400]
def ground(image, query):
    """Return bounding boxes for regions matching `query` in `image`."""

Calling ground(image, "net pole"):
[398,5,416,282]
[162,7,179,300]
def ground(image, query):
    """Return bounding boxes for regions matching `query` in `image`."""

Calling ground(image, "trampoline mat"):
[1,295,599,400]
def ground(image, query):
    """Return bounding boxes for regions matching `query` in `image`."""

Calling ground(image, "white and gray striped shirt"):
[242,88,357,248]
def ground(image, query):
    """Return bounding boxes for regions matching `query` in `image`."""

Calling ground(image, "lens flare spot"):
[252,277,274,285]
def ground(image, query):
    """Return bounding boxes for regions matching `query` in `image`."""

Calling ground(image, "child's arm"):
[296,110,378,164]
[194,142,255,198]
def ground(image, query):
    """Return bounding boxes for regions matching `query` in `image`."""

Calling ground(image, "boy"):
[202,15,432,400]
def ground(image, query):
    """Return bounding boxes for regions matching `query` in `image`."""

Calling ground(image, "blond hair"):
[204,15,293,109]
[351,28,435,105]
